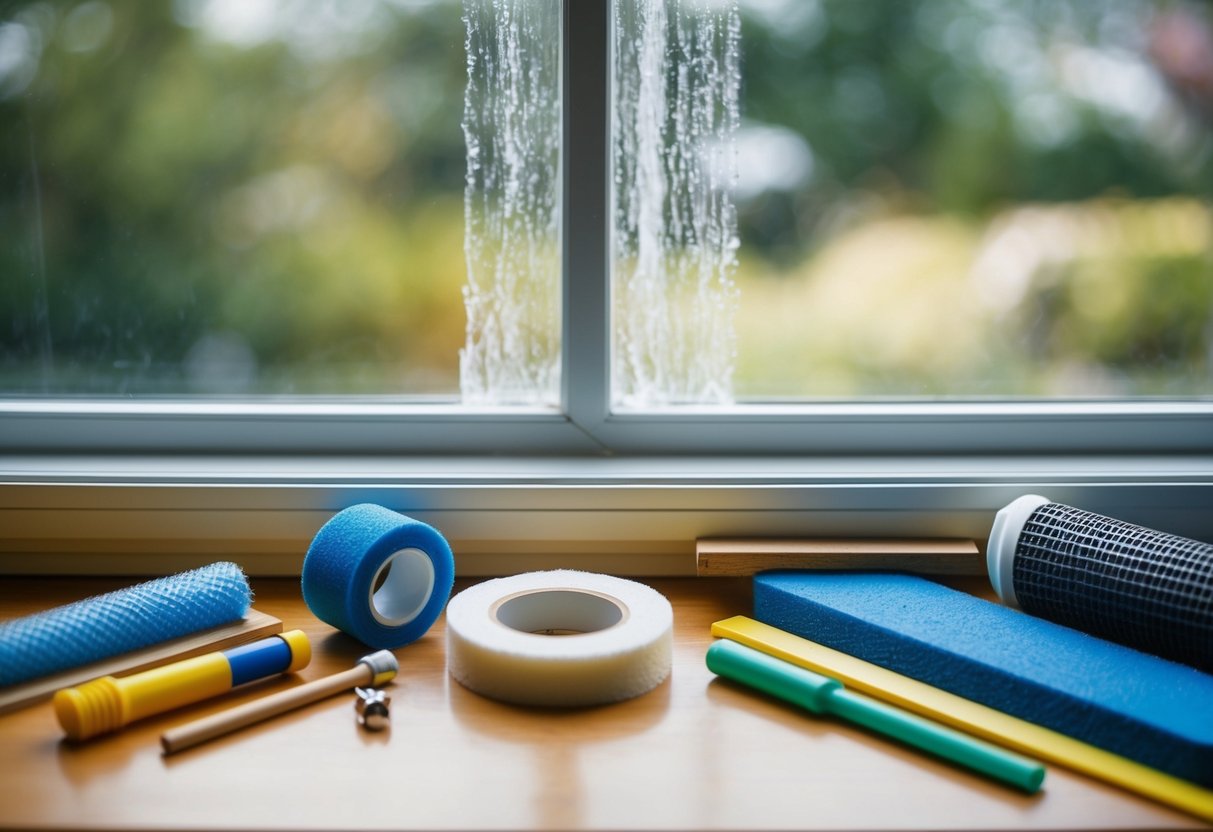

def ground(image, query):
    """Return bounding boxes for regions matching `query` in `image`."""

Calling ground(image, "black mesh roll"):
[1013,502,1213,672]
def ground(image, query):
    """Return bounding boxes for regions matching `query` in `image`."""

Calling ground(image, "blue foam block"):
[753,571,1213,787]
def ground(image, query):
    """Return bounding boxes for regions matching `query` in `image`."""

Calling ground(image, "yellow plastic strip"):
[711,615,1213,822]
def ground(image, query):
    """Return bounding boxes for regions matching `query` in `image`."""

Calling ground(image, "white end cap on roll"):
[987,494,1050,609]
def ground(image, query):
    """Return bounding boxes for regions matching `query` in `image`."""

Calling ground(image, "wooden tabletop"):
[0,576,1204,831]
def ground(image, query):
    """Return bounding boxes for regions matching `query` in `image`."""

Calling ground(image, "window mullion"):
[561,0,612,442]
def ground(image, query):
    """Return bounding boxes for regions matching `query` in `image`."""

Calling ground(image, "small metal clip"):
[354,686,391,732]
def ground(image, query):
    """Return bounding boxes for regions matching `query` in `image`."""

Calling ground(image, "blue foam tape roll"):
[0,562,251,687]
[754,571,1213,788]
[301,504,455,649]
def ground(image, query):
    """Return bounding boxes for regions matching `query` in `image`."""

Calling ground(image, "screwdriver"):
[54,630,311,741]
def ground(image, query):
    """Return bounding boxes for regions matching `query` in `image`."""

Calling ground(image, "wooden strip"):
[696,538,983,576]
[0,609,281,715]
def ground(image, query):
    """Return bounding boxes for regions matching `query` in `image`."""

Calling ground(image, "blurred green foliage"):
[733,0,1213,396]
[1,0,1210,397]
[738,0,1211,230]
[1,1,468,394]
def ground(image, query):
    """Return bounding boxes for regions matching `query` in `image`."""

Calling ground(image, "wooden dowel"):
[161,664,371,755]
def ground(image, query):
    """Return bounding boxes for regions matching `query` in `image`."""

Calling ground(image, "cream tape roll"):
[445,570,674,707]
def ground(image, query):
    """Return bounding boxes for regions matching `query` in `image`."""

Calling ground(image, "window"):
[0,0,1210,574]
[3,1,481,398]
[724,0,1213,401]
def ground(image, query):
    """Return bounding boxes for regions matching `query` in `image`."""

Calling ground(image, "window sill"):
[3,453,1210,576]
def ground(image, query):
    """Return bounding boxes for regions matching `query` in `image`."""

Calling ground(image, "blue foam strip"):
[0,562,251,687]
[753,571,1213,788]
[301,504,455,649]
[223,635,292,687]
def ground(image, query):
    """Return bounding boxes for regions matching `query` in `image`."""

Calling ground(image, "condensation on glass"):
[611,0,742,407]
[460,0,561,406]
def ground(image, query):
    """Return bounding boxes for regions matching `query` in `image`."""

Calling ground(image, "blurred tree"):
[732,0,1212,397]
[1,0,469,394]
[736,0,1213,259]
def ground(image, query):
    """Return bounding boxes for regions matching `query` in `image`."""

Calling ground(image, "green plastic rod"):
[706,638,1045,793]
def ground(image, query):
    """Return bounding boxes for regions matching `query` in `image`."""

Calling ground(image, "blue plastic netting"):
[0,562,251,686]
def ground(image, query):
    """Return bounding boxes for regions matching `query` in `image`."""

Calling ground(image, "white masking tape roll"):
[445,570,674,707]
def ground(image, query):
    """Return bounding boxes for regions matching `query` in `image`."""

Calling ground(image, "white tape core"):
[446,570,673,707]
[494,589,626,635]
[369,547,436,627]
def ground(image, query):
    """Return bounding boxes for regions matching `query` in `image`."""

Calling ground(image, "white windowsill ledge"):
[3,454,1210,577]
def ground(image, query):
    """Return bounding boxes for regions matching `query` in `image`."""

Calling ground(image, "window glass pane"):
[612,0,741,406]
[612,0,1213,403]
[461,0,561,405]
[0,0,557,398]
[735,0,1213,398]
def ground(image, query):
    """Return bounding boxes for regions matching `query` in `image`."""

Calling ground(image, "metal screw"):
[354,687,391,731]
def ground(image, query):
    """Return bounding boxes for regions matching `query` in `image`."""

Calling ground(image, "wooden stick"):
[696,538,982,576]
[162,663,371,755]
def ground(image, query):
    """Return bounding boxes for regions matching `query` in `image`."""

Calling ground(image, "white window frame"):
[1,0,1211,574]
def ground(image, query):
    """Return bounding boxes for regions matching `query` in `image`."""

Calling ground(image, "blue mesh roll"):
[0,562,251,687]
